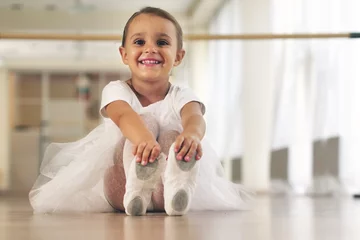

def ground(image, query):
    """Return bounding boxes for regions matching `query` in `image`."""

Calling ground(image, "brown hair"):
[121,7,183,50]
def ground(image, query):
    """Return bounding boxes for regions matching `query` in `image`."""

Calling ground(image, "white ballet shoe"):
[164,143,199,216]
[123,154,166,216]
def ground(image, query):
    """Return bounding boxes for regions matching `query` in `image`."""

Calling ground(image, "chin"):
[138,73,168,82]
[145,77,165,83]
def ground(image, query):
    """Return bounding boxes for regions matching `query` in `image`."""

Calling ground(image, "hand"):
[173,132,202,161]
[132,138,161,166]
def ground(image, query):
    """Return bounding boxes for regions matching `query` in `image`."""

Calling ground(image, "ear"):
[173,49,185,67]
[119,46,129,65]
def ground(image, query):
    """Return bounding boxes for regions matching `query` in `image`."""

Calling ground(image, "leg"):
[158,130,180,156]
[150,130,180,211]
[113,137,126,165]
[103,138,127,211]
[103,165,126,211]
[163,134,199,216]
[123,114,166,216]
[122,114,160,175]
[103,114,160,212]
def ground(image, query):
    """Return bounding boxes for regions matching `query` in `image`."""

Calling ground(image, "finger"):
[177,139,192,160]
[174,136,184,153]
[141,145,153,165]
[149,145,161,163]
[185,142,198,162]
[196,144,203,160]
[136,143,147,163]
[132,145,137,156]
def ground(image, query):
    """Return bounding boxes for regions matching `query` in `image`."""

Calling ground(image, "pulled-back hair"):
[121,7,183,50]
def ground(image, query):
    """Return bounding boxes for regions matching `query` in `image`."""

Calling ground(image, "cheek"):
[165,50,178,62]
[128,49,141,61]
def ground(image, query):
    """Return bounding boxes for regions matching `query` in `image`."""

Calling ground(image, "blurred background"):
[1,0,360,198]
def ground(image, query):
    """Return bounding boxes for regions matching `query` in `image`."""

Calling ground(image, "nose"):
[144,42,158,53]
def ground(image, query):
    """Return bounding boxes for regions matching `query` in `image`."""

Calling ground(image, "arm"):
[174,101,206,161]
[105,100,160,164]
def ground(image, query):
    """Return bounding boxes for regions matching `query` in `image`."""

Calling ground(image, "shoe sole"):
[176,154,196,171]
[126,158,162,216]
[171,153,197,214]
[172,189,188,212]
[127,196,144,216]
[136,159,159,180]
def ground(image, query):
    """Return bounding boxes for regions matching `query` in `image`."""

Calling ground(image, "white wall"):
[0,8,188,33]
[188,0,275,192]
[187,28,209,102]
[0,7,188,72]
[0,68,10,190]
[240,0,274,192]
[4,58,124,72]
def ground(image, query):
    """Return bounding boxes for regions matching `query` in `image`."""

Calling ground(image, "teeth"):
[141,60,160,64]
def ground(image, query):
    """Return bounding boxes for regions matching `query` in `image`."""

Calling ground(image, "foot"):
[164,143,199,216]
[123,154,166,216]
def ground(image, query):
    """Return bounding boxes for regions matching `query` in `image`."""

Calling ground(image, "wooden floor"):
[1,196,360,240]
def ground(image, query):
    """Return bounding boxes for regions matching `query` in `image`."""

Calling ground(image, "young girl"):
[29,7,250,216]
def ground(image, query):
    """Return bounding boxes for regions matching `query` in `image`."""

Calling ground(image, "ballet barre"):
[1,32,360,41]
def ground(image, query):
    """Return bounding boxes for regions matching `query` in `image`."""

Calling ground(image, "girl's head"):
[122,7,183,50]
[119,7,185,82]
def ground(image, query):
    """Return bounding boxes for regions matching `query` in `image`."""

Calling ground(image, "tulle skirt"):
[29,119,251,213]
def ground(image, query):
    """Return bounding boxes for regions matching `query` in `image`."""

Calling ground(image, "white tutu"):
[29,119,252,213]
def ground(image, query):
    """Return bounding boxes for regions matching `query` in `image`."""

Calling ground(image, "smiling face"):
[119,13,185,83]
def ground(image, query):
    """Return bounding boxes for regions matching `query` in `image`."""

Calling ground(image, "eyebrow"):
[130,32,172,40]
[130,33,145,40]
[157,33,172,40]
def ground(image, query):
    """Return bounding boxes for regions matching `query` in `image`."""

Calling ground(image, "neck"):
[128,77,170,106]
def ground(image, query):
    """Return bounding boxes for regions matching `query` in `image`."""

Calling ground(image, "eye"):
[157,40,169,46]
[134,39,145,45]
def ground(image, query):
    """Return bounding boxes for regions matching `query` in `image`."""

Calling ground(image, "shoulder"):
[100,80,135,117]
[168,83,206,115]
[169,82,200,99]
[168,83,193,97]
[102,80,131,95]
[104,80,129,89]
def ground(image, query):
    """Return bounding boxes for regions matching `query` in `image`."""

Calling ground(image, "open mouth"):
[139,59,162,65]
